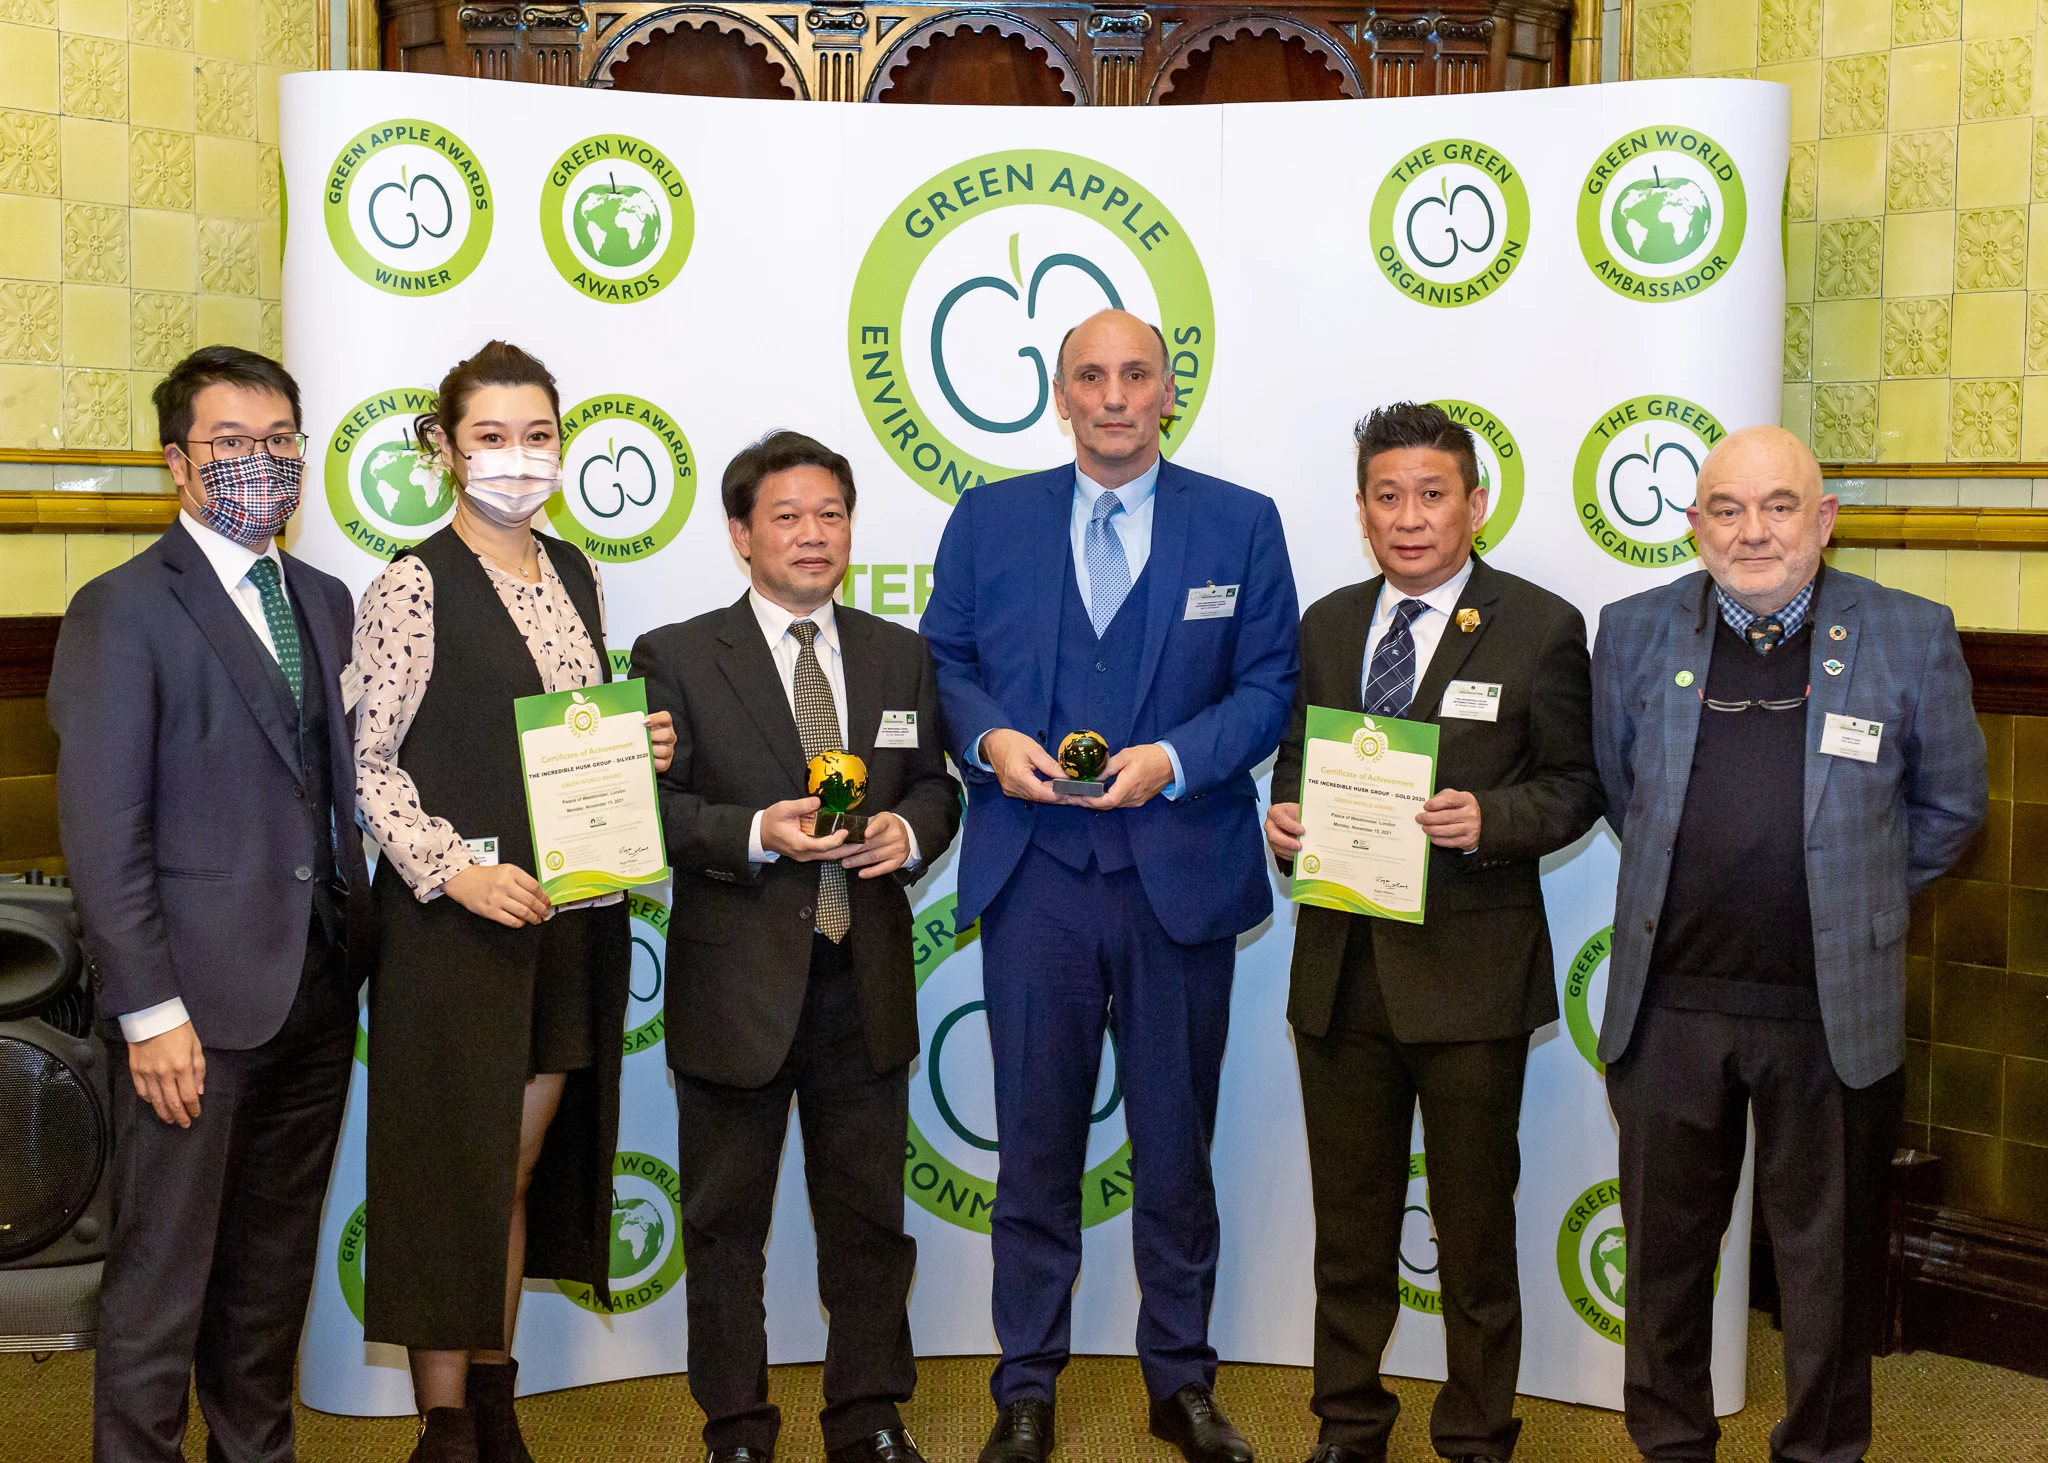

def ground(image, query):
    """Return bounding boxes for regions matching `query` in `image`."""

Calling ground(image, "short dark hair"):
[1354,401,1480,495]
[722,430,857,523]
[151,346,301,448]
[414,340,561,455]
[1053,319,1170,383]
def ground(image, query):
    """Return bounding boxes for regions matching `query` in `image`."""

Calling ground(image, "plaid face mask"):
[196,451,303,548]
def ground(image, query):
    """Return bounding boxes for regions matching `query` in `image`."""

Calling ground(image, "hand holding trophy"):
[1051,730,1110,798]
[808,749,869,841]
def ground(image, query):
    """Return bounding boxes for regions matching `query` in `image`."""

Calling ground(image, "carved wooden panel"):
[871,15,1083,103]
[1154,19,1359,103]
[605,14,802,96]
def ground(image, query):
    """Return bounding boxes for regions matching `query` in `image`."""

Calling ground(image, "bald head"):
[1050,309,1176,488]
[1053,310,1169,384]
[1687,424,1838,614]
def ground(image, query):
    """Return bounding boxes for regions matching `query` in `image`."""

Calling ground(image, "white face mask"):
[461,446,560,527]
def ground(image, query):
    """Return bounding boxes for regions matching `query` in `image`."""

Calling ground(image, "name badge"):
[1440,680,1502,722]
[1820,713,1882,763]
[341,668,365,715]
[463,836,500,866]
[1184,585,1240,621]
[876,710,919,749]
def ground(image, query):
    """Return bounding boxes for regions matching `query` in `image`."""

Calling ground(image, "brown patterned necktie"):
[789,619,850,943]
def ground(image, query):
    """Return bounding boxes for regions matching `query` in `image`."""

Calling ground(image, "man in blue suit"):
[1591,426,1985,1463]
[923,310,1298,1463]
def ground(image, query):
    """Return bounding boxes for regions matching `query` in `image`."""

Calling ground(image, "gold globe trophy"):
[1052,730,1110,797]
[808,749,870,841]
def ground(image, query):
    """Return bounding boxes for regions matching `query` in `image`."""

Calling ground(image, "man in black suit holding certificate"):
[1267,403,1604,1463]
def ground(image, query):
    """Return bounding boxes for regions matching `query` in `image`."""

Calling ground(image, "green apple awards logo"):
[325,119,493,296]
[546,393,696,562]
[907,895,1134,1232]
[1578,126,1745,302]
[1399,1152,1441,1315]
[1433,398,1523,554]
[558,1151,688,1314]
[1564,925,1611,1075]
[1370,139,1530,308]
[540,133,695,303]
[626,892,667,1057]
[1573,394,1727,567]
[325,386,454,558]
[850,151,1215,505]
[1557,1179,1628,1342]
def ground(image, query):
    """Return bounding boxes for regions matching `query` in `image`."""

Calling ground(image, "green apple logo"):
[1607,432,1698,529]
[540,134,694,303]
[1407,178,1495,268]
[1578,125,1745,302]
[1591,1227,1627,1309]
[1369,139,1531,309]
[576,171,661,268]
[1574,395,1723,567]
[1610,166,1711,265]
[324,119,494,297]
[358,427,450,528]
[367,166,452,250]
[578,436,658,519]
[546,393,697,562]
[932,237,1121,435]
[325,385,456,558]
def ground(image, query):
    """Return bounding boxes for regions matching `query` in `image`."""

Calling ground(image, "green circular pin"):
[1675,670,1695,687]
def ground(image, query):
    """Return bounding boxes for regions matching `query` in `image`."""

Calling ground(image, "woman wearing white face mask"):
[345,341,677,1463]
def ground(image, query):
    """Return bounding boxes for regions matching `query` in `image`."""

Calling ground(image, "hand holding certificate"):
[515,679,670,902]
[1289,706,1439,923]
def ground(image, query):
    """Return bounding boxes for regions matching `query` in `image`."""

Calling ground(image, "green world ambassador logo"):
[1370,139,1530,308]
[338,1200,368,1323]
[1433,398,1523,554]
[1398,1152,1441,1315]
[625,892,667,1057]
[907,895,1134,1232]
[1557,1179,1628,1343]
[1564,925,1612,1075]
[1578,125,1745,302]
[850,150,1215,506]
[325,386,454,559]
[558,1151,688,1315]
[325,119,493,296]
[540,133,695,303]
[545,393,696,562]
[1574,394,1727,568]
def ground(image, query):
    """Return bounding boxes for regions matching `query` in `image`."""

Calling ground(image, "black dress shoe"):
[1304,1445,1380,1463]
[1148,1384,1253,1463]
[706,1449,772,1463]
[828,1430,925,1463]
[979,1398,1055,1463]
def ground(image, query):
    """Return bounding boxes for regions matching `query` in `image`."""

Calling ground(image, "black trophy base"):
[813,810,869,842]
[1051,779,1105,798]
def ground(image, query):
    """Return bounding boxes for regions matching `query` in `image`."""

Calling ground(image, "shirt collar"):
[1074,457,1161,516]
[180,509,282,595]
[749,585,841,657]
[1716,574,1816,644]
[1377,554,1475,621]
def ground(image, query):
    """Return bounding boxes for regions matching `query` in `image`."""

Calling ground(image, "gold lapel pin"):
[1457,608,1481,633]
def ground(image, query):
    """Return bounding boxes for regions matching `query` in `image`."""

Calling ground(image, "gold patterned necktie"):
[789,619,850,943]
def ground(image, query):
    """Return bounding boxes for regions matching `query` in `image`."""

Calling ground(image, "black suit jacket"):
[48,519,373,1050]
[1273,557,1604,1044]
[632,594,962,1088]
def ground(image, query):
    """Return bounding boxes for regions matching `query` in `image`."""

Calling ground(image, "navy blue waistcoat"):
[1031,552,1150,873]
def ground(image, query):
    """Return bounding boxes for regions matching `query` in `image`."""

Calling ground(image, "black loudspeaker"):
[0,881,112,1352]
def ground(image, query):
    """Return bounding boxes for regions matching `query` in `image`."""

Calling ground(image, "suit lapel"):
[713,595,807,798]
[838,607,883,763]
[1328,578,1379,713]
[1032,470,1071,734]
[1129,460,1190,731]
[1661,573,1715,803]
[162,521,303,777]
[1409,558,1502,723]
[1804,569,1860,837]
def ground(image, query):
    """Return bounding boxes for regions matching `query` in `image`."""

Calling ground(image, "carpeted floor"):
[5,1310,2041,1461]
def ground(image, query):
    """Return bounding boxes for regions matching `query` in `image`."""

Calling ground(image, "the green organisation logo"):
[1564,925,1612,1075]
[1433,398,1523,554]
[1578,125,1746,302]
[1398,1152,1441,1315]
[558,1151,688,1314]
[625,892,667,1057]
[849,151,1215,506]
[907,895,1134,1232]
[1573,394,1725,567]
[325,119,493,296]
[1557,1179,1628,1342]
[325,386,454,558]
[545,393,696,562]
[540,133,695,303]
[1371,139,1530,308]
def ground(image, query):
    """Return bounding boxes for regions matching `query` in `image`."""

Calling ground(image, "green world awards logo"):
[906,895,1134,1231]
[325,386,454,558]
[849,151,1215,505]
[539,134,695,303]
[558,1152,687,1314]
[324,119,493,296]
[1573,394,1726,567]
[625,892,667,1057]
[1564,926,1611,1075]
[337,1200,368,1323]
[1370,139,1530,308]
[1398,1152,1441,1315]
[1433,398,1523,554]
[1557,1180,1628,1342]
[1578,126,1745,302]
[545,394,696,562]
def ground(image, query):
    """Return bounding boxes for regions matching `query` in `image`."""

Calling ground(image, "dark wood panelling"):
[0,619,59,701]
[1961,632,2048,717]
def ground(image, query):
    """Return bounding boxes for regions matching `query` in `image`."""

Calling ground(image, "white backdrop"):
[281,71,1784,1418]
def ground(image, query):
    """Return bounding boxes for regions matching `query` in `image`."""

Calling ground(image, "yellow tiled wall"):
[0,530,158,612]
[0,0,320,449]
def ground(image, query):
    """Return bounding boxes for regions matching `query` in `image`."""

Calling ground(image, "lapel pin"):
[1823,658,1844,676]
[1457,608,1481,633]
[1829,625,1846,641]
[1675,670,1695,687]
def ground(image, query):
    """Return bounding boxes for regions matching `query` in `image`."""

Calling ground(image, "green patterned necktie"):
[246,556,303,708]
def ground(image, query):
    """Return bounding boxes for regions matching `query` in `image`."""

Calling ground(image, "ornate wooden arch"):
[863,8,1086,104]
[586,4,809,96]
[1150,13,1362,103]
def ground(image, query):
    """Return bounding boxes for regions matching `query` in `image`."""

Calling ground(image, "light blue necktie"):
[1084,490,1132,636]
[1363,598,1430,718]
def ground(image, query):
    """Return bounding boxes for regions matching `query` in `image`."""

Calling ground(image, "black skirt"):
[529,905,601,1076]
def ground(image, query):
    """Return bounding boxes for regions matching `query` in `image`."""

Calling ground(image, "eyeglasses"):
[1703,695,1809,713]
[181,432,310,461]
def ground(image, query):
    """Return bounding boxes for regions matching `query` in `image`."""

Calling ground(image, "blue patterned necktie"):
[1363,598,1430,718]
[246,557,302,709]
[1084,490,1132,636]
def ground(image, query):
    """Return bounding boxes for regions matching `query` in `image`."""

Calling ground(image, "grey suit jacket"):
[1590,566,1986,1089]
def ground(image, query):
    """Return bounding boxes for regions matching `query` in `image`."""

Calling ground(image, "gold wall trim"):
[1822,464,2048,479]
[0,494,180,534]
[0,449,168,468]
[1832,507,2048,551]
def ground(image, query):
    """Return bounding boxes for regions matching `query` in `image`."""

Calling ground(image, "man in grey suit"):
[1591,425,1986,1463]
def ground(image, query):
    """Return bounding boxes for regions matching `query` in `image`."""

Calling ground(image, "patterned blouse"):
[348,541,619,906]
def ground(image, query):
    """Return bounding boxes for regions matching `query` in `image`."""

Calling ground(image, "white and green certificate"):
[514,679,670,903]
[1290,705,1440,924]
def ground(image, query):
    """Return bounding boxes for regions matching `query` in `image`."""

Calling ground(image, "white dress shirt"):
[1362,555,1476,709]
[120,515,291,1043]
[744,588,921,868]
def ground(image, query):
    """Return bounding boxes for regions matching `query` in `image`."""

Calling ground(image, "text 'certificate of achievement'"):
[1291,706,1440,924]
[515,680,670,903]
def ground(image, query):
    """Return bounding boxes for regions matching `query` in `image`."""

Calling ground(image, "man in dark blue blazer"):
[923,310,1299,1463]
[49,347,371,1463]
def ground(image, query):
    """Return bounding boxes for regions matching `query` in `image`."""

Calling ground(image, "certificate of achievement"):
[1290,706,1440,924]
[514,679,670,902]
